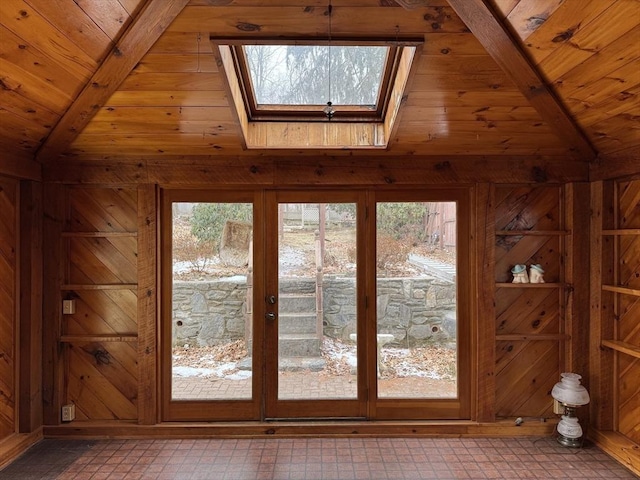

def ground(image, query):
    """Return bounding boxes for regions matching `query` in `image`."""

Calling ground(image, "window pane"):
[244,45,387,106]
[171,202,253,400]
[277,203,358,400]
[376,202,457,399]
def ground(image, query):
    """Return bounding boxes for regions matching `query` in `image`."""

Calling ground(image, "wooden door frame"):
[263,189,368,419]
[159,186,472,422]
[160,188,265,421]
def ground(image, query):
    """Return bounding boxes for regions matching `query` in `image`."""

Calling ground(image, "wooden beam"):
[43,155,589,185]
[35,0,190,162]
[590,147,640,181]
[446,0,597,161]
[0,153,41,181]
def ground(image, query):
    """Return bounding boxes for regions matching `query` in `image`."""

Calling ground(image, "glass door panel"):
[277,202,358,400]
[171,202,254,401]
[375,201,458,399]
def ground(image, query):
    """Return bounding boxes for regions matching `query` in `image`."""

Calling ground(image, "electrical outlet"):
[553,398,564,415]
[61,404,75,422]
[62,299,76,315]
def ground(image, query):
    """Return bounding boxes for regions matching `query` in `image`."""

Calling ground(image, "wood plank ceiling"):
[0,0,638,165]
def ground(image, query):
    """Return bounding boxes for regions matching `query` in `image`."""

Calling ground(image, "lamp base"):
[556,433,583,448]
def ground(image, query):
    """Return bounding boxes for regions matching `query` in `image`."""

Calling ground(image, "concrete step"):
[278,293,316,313]
[278,334,321,357]
[278,313,317,334]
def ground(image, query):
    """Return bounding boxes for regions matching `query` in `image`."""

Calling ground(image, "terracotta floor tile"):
[1,437,638,480]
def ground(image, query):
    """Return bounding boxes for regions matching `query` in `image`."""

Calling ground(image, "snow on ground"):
[173,339,455,382]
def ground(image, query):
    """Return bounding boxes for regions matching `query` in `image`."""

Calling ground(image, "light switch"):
[62,299,76,315]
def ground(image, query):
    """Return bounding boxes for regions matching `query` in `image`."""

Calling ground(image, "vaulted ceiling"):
[1,0,638,168]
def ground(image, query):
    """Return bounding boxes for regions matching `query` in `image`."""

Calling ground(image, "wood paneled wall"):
[40,161,593,431]
[0,178,17,440]
[590,177,640,474]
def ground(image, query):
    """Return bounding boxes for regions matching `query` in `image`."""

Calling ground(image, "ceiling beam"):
[36,0,190,162]
[446,0,597,161]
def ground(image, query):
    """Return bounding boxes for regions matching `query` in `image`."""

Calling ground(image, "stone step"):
[278,293,316,313]
[278,356,326,372]
[278,333,322,357]
[278,313,317,334]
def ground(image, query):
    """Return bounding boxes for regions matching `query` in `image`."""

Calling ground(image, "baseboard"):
[0,428,43,469]
[43,418,556,439]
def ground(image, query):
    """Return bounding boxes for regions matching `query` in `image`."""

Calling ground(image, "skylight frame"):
[222,39,414,123]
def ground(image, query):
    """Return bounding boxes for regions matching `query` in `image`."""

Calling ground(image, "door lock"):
[265,312,276,321]
[266,295,276,304]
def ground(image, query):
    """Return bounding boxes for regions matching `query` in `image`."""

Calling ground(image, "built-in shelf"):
[602,229,640,235]
[495,230,569,236]
[602,340,640,359]
[61,284,138,290]
[495,282,564,288]
[60,334,138,343]
[62,231,137,237]
[496,334,570,341]
[602,285,640,297]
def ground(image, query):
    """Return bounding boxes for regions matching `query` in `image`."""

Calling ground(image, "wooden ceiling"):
[1,0,638,168]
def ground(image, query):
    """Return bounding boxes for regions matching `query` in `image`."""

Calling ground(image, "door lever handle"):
[265,312,276,321]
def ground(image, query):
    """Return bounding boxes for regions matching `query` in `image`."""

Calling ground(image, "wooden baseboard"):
[589,429,640,476]
[43,419,556,439]
[0,429,43,469]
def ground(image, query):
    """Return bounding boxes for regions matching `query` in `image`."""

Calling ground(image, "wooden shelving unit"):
[492,185,569,419]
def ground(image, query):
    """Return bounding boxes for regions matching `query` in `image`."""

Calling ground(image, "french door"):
[161,188,470,421]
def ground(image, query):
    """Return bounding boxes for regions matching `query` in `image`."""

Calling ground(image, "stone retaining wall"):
[172,277,456,347]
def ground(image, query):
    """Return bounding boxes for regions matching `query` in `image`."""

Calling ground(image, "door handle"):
[265,312,276,321]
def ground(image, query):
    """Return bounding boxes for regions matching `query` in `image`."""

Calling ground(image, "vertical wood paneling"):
[42,184,65,425]
[137,184,157,424]
[0,178,17,439]
[19,180,43,433]
[476,183,495,422]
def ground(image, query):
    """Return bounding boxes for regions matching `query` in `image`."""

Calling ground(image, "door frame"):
[263,189,368,419]
[160,188,265,421]
[160,186,472,422]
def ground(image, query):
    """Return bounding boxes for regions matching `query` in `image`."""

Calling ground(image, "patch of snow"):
[173,366,217,378]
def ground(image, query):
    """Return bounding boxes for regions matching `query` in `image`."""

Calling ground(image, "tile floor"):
[1,436,636,480]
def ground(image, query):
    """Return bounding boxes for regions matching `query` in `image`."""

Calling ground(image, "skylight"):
[244,45,388,108]
[213,38,421,148]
